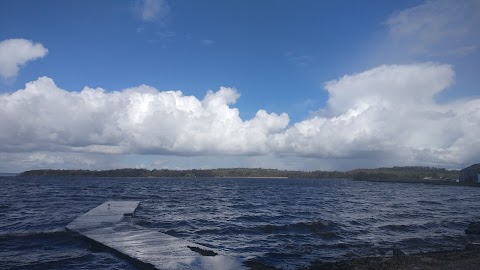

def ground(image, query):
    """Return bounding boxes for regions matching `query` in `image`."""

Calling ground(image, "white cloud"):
[1,62,479,171]
[386,0,480,56]
[0,77,289,157]
[324,63,454,113]
[0,39,48,79]
[270,63,480,167]
[136,0,170,23]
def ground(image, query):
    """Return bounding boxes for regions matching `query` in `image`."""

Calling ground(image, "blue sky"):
[0,0,479,172]
[0,0,426,120]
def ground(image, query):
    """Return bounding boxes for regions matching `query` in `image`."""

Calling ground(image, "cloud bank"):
[1,62,479,170]
[0,77,289,156]
[0,39,48,79]
[271,63,479,166]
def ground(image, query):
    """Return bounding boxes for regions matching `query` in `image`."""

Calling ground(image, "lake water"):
[1,176,480,270]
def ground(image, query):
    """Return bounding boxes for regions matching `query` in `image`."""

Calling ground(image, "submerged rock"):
[393,248,406,257]
[303,250,480,270]
[465,242,480,251]
[465,222,480,234]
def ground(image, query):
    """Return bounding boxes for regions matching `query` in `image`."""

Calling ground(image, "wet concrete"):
[66,201,245,270]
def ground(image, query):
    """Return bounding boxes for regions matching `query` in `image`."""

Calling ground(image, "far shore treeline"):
[19,166,460,181]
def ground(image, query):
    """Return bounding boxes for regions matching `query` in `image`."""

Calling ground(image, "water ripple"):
[1,176,480,269]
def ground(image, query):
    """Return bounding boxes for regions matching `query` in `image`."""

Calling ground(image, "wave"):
[264,251,303,258]
[256,220,338,235]
[194,226,252,236]
[193,220,342,239]
[417,200,443,205]
[165,229,188,237]
[0,230,95,270]
[0,230,72,240]
[379,222,437,233]
[133,219,153,226]
[5,253,93,270]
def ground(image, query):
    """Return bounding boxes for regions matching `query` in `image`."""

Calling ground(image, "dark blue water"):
[1,177,480,270]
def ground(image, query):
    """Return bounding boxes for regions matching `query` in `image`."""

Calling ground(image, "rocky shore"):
[300,222,480,270]
[300,249,480,270]
[247,222,480,270]
[245,249,480,270]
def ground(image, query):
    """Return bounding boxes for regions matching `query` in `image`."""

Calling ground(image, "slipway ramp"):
[66,201,245,270]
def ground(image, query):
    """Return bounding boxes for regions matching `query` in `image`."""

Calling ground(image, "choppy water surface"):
[1,177,480,270]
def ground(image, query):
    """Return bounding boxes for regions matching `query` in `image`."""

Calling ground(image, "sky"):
[0,0,479,172]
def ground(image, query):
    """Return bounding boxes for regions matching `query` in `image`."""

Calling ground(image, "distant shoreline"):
[15,167,480,188]
[17,166,460,181]
[216,176,289,179]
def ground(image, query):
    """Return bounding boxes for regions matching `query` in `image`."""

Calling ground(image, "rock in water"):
[393,248,406,257]
[465,243,480,251]
[465,222,480,234]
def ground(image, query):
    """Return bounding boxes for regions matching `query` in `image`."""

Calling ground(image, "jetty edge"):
[66,200,246,270]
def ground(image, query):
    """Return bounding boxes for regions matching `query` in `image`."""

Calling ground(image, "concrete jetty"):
[66,201,245,270]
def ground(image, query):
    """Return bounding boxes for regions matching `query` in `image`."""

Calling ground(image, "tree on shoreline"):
[18,166,459,180]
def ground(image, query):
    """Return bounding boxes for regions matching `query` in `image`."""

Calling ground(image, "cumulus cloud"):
[0,39,48,79]
[387,0,480,56]
[270,63,480,167]
[1,62,479,170]
[135,0,170,23]
[0,77,289,156]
